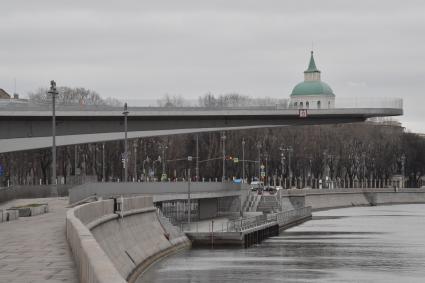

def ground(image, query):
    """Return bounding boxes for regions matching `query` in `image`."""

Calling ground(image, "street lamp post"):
[196,134,199,181]
[221,132,226,182]
[288,147,293,187]
[48,80,58,185]
[123,103,129,182]
[187,156,192,230]
[133,140,138,182]
[159,144,168,179]
[265,153,268,185]
[102,142,105,182]
[242,138,246,183]
[256,142,262,181]
[280,149,285,186]
[279,145,293,188]
[401,153,406,188]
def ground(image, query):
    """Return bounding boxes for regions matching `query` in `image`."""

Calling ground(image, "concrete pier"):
[186,207,312,247]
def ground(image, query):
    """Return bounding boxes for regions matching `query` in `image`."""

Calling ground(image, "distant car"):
[263,186,273,191]
[250,181,264,191]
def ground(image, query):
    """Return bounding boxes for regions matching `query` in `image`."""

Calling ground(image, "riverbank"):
[66,188,425,282]
[139,204,425,283]
[66,196,191,283]
[279,188,425,211]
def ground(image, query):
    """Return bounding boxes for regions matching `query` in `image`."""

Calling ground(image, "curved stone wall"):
[66,196,190,283]
[281,188,425,211]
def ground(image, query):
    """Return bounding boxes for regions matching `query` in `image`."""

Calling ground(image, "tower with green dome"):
[290,51,335,109]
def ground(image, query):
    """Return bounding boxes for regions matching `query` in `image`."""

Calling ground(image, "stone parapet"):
[279,188,425,211]
[66,195,190,283]
[0,209,20,222]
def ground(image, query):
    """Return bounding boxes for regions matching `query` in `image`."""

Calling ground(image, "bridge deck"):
[0,198,77,282]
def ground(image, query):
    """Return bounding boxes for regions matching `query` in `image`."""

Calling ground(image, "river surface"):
[140,204,425,282]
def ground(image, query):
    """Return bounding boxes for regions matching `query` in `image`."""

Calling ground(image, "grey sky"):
[1,1,424,132]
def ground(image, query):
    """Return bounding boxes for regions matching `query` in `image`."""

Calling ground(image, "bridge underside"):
[0,107,402,153]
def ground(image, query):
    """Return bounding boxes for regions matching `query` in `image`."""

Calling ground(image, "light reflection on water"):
[139,204,425,283]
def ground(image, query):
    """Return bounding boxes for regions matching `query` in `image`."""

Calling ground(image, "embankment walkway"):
[0,197,77,282]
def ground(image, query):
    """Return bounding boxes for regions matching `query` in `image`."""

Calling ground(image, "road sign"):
[299,109,308,118]
[261,172,265,177]
[0,164,3,177]
[188,156,193,161]
[233,158,239,163]
[260,164,265,169]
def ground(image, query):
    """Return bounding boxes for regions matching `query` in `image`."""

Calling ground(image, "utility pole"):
[221,132,226,182]
[133,140,138,182]
[102,143,105,182]
[123,103,129,182]
[280,145,293,187]
[401,153,406,188]
[196,134,199,181]
[74,144,78,176]
[288,147,293,187]
[48,80,58,185]
[264,153,268,186]
[187,156,192,230]
[159,144,168,179]
[256,142,262,181]
[242,138,246,183]
[280,148,285,186]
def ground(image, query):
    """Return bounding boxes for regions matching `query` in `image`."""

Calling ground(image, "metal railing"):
[223,206,312,232]
[0,97,403,112]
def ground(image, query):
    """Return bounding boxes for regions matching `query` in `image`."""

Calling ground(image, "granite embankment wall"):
[66,196,190,283]
[280,188,425,211]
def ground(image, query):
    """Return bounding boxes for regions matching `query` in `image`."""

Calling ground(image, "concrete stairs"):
[243,193,262,212]
[257,195,282,213]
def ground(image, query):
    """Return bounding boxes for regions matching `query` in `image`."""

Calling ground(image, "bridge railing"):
[0,97,403,111]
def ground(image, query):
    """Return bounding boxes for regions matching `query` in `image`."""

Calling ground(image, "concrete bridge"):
[0,103,402,152]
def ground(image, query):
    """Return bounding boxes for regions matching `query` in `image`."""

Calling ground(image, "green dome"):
[291,81,335,96]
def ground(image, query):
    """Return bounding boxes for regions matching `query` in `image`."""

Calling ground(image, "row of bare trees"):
[1,91,424,187]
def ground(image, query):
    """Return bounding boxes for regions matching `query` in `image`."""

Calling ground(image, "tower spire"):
[306,51,319,73]
[304,51,321,81]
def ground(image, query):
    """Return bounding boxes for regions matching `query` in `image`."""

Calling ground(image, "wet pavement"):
[0,198,77,283]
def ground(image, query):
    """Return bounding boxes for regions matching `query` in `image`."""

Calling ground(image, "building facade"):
[290,51,335,109]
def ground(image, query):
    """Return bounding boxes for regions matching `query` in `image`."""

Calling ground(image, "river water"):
[140,204,425,282]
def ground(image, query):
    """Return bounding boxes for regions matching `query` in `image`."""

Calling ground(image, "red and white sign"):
[299,109,308,118]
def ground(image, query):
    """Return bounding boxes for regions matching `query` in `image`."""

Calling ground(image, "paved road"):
[0,198,77,283]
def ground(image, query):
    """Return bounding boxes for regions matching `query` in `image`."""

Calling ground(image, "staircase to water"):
[256,195,282,213]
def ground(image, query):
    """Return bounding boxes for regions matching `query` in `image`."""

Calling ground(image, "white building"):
[290,51,335,109]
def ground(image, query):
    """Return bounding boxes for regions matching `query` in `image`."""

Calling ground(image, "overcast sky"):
[1,1,424,132]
